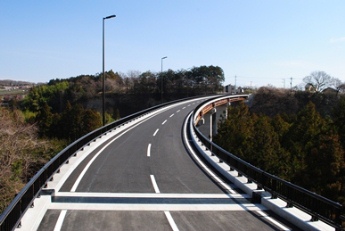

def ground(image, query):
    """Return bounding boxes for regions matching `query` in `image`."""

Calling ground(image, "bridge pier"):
[224,102,231,119]
[209,108,217,156]
[209,108,217,141]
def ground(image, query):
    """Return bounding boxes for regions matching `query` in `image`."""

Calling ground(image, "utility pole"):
[290,77,293,89]
[282,78,285,88]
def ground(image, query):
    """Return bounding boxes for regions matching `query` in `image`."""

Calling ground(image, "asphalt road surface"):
[33,97,301,231]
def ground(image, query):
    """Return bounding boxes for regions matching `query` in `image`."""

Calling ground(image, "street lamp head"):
[104,15,116,20]
[162,56,167,60]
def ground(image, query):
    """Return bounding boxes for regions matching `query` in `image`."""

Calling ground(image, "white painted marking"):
[183,113,236,193]
[176,110,180,113]
[49,202,266,211]
[183,113,292,230]
[147,143,151,157]
[71,145,109,192]
[165,211,179,231]
[150,175,160,193]
[53,192,250,199]
[54,210,67,231]
[182,107,186,109]
[153,129,159,136]
[66,98,211,192]
[70,117,153,192]
[170,114,174,118]
[256,210,291,230]
[188,104,191,106]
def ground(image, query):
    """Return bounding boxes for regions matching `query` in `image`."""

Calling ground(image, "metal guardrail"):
[0,97,197,231]
[191,96,345,231]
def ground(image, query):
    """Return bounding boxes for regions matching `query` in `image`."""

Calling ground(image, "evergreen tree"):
[271,114,293,179]
[285,102,327,185]
[215,102,255,160]
[81,109,102,135]
[333,97,345,149]
[304,128,344,199]
[250,116,282,175]
[36,101,53,138]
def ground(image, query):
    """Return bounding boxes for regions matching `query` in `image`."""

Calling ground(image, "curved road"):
[29,97,299,231]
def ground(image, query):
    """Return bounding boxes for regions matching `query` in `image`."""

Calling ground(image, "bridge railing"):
[0,97,195,231]
[191,95,345,231]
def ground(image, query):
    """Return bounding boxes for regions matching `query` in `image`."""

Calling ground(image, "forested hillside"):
[0,108,66,212]
[0,65,225,213]
[215,87,345,205]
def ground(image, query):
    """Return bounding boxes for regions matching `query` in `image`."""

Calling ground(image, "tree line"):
[0,65,224,213]
[18,65,224,140]
[214,88,345,205]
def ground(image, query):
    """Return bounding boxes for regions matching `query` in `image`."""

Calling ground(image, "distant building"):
[224,84,243,94]
[305,83,316,92]
[322,87,338,94]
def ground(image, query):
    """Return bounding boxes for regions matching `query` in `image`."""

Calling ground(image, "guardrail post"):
[310,215,318,222]
[286,201,293,208]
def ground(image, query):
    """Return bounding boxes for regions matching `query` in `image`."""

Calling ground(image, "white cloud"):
[329,37,345,43]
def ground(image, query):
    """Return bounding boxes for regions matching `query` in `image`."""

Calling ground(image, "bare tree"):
[0,108,56,212]
[338,83,345,94]
[303,71,334,92]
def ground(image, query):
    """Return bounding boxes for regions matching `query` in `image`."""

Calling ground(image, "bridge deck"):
[14,98,332,231]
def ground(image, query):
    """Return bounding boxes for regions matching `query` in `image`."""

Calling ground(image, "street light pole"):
[160,56,167,101]
[102,14,116,126]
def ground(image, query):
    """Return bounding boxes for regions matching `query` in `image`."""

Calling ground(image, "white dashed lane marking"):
[147,143,151,157]
[153,129,159,136]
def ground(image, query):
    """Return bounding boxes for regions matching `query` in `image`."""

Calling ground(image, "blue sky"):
[1,1,344,88]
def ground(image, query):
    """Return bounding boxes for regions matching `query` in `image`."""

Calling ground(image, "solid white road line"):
[70,115,157,192]
[150,174,179,230]
[153,129,159,136]
[183,112,238,194]
[165,211,180,231]
[150,175,160,193]
[256,210,291,231]
[147,144,151,157]
[53,192,251,199]
[49,203,267,211]
[183,113,292,229]
[53,210,67,231]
